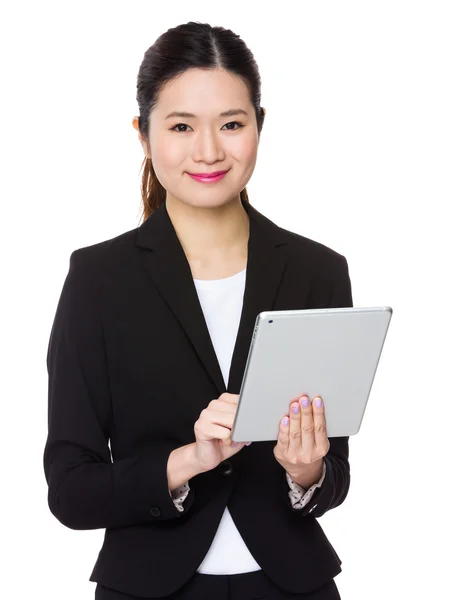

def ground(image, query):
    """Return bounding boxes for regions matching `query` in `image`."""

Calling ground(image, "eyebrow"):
[165,108,249,120]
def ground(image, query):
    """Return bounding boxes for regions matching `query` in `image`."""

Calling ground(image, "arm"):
[166,444,201,513]
[168,464,327,514]
[44,249,202,530]
[168,466,328,514]
[288,254,353,518]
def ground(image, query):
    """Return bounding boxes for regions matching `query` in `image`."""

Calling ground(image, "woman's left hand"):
[273,394,330,483]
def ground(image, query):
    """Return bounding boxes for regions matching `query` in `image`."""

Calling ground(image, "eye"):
[223,121,244,131]
[170,121,244,132]
[170,123,191,133]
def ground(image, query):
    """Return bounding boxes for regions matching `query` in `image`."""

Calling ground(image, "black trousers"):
[94,570,341,600]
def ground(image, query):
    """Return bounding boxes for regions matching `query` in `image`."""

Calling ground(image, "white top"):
[169,266,326,574]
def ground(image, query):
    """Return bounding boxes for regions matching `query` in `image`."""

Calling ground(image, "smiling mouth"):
[187,170,229,177]
[186,170,230,183]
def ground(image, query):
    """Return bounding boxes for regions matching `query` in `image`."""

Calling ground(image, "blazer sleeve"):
[43,249,195,530]
[288,253,353,518]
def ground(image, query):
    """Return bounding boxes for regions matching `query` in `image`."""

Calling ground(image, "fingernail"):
[283,416,289,426]
[300,396,310,408]
[246,441,252,446]
[314,397,323,408]
[292,403,300,414]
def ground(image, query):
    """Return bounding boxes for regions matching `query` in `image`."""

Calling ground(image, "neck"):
[165,195,250,262]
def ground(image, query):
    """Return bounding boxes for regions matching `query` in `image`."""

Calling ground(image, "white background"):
[1,1,452,598]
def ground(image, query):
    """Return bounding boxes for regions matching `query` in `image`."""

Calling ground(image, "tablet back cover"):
[232,307,392,441]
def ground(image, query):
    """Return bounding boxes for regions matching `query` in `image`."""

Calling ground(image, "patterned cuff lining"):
[169,482,190,513]
[286,461,327,508]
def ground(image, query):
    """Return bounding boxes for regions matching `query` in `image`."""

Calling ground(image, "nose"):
[191,128,225,164]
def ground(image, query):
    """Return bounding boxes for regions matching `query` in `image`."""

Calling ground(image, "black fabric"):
[95,571,342,599]
[44,197,353,598]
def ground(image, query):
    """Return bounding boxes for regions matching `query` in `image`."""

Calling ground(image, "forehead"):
[154,68,251,116]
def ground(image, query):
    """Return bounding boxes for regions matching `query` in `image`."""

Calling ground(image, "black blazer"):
[44,198,353,598]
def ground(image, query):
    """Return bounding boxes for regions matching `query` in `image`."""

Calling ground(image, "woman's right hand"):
[193,393,251,473]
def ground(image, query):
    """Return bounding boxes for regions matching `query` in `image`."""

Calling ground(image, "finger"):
[202,410,234,446]
[216,422,234,446]
[219,393,240,405]
[214,398,239,444]
[208,423,233,443]
[231,441,252,448]
[214,397,239,417]
[288,399,302,457]
[312,396,329,451]
[275,392,305,456]
[299,395,315,459]
[275,412,290,453]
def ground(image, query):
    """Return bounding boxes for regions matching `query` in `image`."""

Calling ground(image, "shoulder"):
[66,226,139,286]
[279,225,349,283]
[275,225,352,306]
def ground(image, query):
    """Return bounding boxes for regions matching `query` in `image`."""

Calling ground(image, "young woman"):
[44,21,353,600]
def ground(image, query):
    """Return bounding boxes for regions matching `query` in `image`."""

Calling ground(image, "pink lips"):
[187,170,229,183]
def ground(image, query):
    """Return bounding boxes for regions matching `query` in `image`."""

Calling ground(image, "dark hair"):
[136,21,265,222]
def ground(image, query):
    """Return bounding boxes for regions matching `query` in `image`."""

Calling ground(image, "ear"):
[132,116,151,159]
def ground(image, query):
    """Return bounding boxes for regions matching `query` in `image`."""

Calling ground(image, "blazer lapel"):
[136,198,289,396]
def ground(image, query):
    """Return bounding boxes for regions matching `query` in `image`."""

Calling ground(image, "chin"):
[169,192,242,210]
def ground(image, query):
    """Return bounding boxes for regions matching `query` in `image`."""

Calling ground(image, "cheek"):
[149,129,185,169]
[245,144,258,166]
[154,142,183,169]
[238,143,258,174]
[232,132,258,165]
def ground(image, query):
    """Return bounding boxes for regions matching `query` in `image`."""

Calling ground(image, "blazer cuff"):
[286,461,327,509]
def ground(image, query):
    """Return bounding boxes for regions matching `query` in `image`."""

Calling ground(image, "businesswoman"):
[44,21,353,600]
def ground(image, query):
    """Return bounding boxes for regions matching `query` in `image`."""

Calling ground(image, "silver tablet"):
[231,306,393,441]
